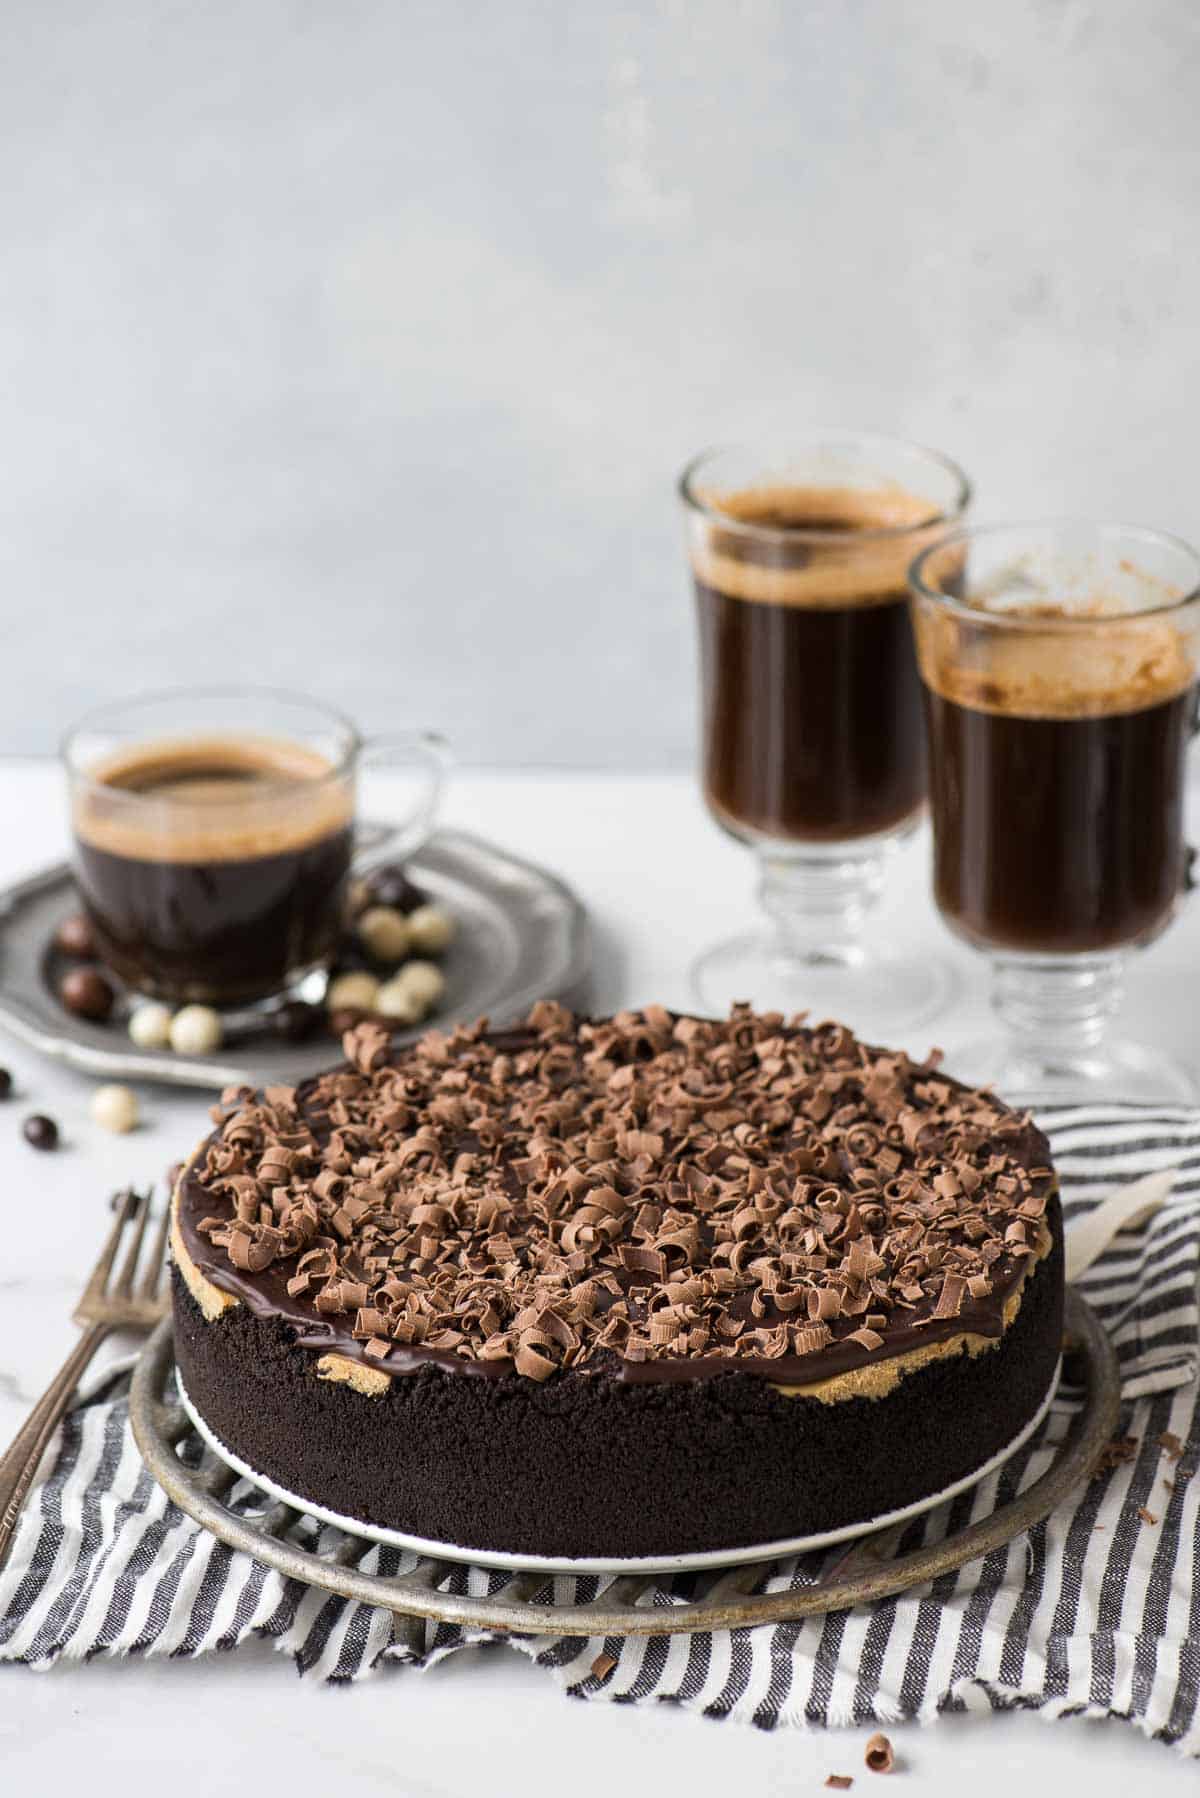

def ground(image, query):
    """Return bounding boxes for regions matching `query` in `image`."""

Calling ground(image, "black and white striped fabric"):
[2,1105,1199,1753]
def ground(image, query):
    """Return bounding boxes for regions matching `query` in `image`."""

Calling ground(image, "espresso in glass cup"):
[680,433,969,1036]
[64,688,446,1007]
[910,522,1200,1103]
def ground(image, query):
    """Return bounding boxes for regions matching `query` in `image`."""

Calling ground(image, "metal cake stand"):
[128,1288,1120,1641]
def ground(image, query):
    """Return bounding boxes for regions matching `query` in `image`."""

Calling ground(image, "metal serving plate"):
[0,830,591,1090]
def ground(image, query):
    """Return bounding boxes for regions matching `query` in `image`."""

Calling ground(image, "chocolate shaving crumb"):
[1158,1431,1184,1462]
[590,1651,617,1682]
[189,1003,1054,1381]
[864,1732,894,1773]
[1138,1506,1159,1526]
[826,1779,854,1792]
[1098,1435,1139,1472]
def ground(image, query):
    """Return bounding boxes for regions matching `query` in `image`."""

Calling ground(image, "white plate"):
[178,1359,1062,1577]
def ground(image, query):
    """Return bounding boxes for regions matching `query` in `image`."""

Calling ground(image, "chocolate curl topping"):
[190,1002,1053,1382]
[864,1732,894,1773]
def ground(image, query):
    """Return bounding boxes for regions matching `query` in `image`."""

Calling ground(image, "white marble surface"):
[1,759,1198,1788]
[3,3,1200,764]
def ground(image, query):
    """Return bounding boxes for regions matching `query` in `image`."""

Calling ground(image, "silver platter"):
[128,1290,1120,1637]
[0,830,590,1090]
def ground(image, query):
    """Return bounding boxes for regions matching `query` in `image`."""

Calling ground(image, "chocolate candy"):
[326,971,380,1014]
[406,904,455,955]
[169,1005,223,1056]
[363,865,428,915]
[54,912,97,958]
[376,960,444,1023]
[128,1002,172,1050]
[356,906,411,964]
[23,1113,59,1150]
[91,1084,139,1134]
[274,1000,324,1043]
[328,1006,369,1037]
[60,966,115,1022]
[374,978,422,1024]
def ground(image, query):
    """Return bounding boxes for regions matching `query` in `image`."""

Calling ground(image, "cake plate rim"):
[129,1287,1121,1637]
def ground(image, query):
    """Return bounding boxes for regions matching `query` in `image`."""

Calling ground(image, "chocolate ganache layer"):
[176,1003,1057,1391]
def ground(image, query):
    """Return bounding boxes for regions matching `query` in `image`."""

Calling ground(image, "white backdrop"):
[2,0,1196,763]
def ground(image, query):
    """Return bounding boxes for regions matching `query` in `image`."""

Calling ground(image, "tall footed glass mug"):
[680,433,970,1036]
[910,522,1200,1104]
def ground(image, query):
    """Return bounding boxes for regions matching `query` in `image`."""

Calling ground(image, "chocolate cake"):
[171,1003,1065,1561]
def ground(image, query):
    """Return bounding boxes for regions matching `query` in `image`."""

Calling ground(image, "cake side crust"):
[169,1195,1065,1559]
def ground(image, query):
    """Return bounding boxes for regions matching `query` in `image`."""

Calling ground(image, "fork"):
[0,1188,169,1570]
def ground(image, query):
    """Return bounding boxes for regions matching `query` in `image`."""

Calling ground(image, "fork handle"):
[0,1322,111,1571]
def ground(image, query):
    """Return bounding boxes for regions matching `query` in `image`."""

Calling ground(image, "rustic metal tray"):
[0,830,591,1090]
[128,1288,1120,1639]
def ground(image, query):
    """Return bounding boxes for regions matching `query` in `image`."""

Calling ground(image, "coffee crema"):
[691,484,945,843]
[72,736,354,1004]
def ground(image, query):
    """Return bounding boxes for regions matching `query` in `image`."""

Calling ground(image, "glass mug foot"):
[690,930,955,1044]
[946,1034,1198,1108]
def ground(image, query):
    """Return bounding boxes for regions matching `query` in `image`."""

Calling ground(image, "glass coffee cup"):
[909,521,1200,1103]
[63,687,447,1007]
[680,431,970,1036]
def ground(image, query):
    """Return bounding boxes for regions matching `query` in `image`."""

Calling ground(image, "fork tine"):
[138,1201,172,1301]
[112,1190,150,1299]
[79,1189,139,1308]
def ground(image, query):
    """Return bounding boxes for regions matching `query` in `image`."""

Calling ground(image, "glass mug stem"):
[757,841,890,969]
[989,952,1125,1059]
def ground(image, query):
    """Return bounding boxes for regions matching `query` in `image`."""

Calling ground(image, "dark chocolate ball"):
[54,912,98,958]
[23,1113,59,1151]
[274,1000,323,1043]
[59,966,115,1022]
[328,1007,368,1037]
[364,865,428,915]
[0,1068,11,1100]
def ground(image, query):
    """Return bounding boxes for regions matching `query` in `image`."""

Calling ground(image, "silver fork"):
[0,1189,169,1569]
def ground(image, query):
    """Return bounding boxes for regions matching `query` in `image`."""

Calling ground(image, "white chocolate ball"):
[91,1083,139,1134]
[326,971,381,1014]
[168,1004,224,1056]
[357,905,412,963]
[395,959,446,1012]
[374,977,425,1024]
[127,1001,173,1051]
[406,903,455,956]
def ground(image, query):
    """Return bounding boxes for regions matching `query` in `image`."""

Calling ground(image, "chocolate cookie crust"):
[178,1003,1056,1389]
[173,1210,1062,1558]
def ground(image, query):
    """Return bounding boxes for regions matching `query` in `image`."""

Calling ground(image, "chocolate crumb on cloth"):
[864,1732,895,1773]
[184,1001,1056,1388]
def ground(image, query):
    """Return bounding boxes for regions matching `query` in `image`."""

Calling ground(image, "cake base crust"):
[171,1196,1063,1561]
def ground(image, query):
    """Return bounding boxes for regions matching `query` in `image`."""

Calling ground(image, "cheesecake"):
[170,1003,1064,1560]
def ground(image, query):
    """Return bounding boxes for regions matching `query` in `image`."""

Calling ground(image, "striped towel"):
[1,1104,1199,1754]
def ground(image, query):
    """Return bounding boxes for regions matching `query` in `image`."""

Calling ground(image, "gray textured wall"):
[3,1,1197,765]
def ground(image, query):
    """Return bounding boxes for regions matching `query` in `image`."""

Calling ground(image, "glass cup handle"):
[1185,696,1200,893]
[353,731,451,872]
